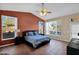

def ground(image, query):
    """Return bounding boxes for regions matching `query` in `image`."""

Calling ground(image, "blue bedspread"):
[25,35,50,48]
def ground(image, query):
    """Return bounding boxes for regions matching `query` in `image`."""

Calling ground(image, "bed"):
[22,30,50,48]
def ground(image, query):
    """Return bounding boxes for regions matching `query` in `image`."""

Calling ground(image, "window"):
[45,21,61,36]
[38,21,44,34]
[1,15,18,40]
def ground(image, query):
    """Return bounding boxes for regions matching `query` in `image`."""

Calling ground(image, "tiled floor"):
[0,39,68,55]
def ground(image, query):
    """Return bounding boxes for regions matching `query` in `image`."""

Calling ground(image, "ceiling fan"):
[35,3,52,16]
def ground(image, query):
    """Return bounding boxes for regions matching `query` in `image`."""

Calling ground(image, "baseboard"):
[0,43,14,48]
[56,39,69,43]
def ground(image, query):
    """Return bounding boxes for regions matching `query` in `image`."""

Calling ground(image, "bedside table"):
[14,36,22,45]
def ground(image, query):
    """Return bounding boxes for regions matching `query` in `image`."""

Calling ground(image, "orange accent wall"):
[0,10,45,45]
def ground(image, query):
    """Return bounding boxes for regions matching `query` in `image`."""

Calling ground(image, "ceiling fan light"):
[40,8,48,16]
[40,12,47,16]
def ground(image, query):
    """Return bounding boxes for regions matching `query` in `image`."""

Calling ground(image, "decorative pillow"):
[26,33,28,36]
[28,32,34,36]
[34,31,38,35]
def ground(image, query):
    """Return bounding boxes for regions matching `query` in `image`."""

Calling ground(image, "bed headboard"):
[22,30,38,37]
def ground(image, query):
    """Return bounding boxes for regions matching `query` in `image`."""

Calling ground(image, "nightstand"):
[14,36,22,45]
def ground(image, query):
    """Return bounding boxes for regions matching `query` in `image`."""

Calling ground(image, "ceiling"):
[0,3,79,20]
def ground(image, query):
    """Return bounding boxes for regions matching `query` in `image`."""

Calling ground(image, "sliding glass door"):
[71,22,79,39]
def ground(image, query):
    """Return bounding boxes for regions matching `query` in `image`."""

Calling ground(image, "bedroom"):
[0,3,79,55]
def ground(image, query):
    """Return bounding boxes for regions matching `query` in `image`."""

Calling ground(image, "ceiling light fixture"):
[40,8,48,16]
[40,3,52,16]
[35,3,52,16]
[40,3,48,16]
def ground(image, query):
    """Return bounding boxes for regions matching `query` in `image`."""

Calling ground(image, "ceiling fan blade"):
[35,11,39,12]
